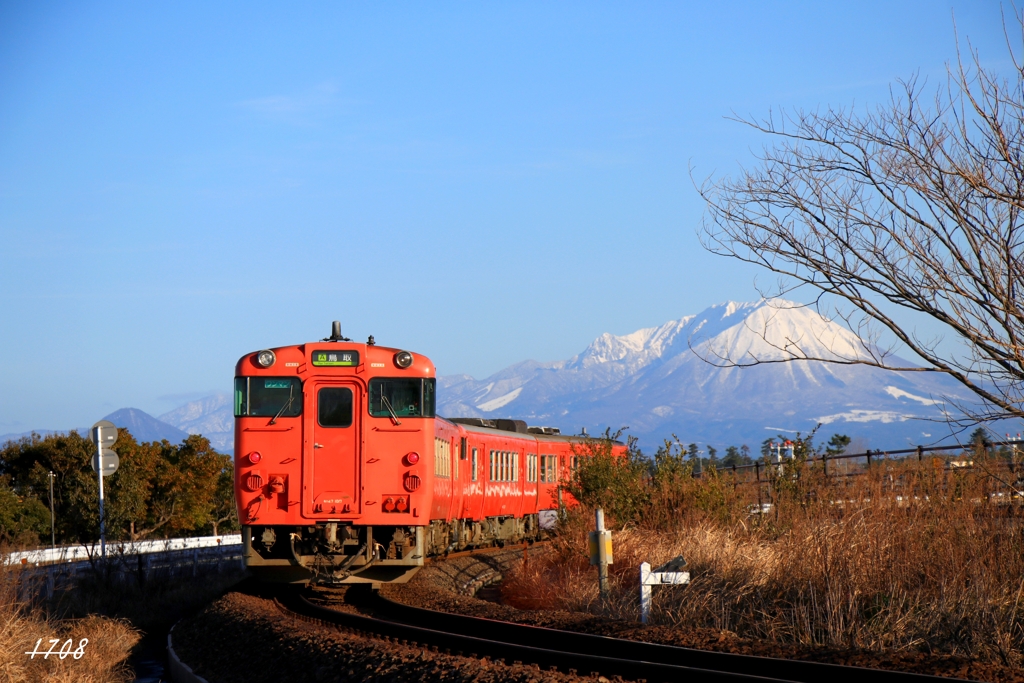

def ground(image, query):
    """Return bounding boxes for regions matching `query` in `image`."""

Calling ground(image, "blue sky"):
[0,1,1011,430]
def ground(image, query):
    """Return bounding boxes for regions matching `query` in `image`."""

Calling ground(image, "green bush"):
[560,429,649,526]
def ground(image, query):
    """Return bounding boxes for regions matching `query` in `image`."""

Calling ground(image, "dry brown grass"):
[0,561,139,683]
[508,457,1024,665]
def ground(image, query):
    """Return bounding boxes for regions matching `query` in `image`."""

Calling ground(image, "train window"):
[527,453,537,482]
[539,455,556,483]
[434,438,451,478]
[317,387,353,427]
[472,448,478,481]
[234,377,303,418]
[368,378,437,418]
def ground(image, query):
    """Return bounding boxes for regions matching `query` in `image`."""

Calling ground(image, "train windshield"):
[234,377,303,418]
[368,378,435,418]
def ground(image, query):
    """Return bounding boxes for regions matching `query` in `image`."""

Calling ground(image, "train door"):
[303,381,361,517]
[449,436,463,522]
[524,446,539,516]
[512,448,525,518]
[463,443,484,520]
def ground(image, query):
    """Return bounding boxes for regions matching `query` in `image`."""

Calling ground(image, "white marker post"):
[640,556,690,625]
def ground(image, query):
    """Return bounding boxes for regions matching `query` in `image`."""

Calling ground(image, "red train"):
[234,322,624,584]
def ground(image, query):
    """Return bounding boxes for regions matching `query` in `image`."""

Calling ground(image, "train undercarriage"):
[245,513,546,584]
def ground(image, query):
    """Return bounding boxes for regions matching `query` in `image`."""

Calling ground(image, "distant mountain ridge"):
[0,395,236,454]
[159,394,233,453]
[438,299,982,450]
[1,408,190,447]
[102,408,190,443]
[4,299,1002,455]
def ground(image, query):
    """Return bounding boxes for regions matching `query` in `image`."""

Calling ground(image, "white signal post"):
[89,421,119,560]
[96,434,105,558]
[48,472,55,556]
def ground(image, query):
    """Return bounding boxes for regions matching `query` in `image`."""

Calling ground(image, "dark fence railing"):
[703,439,1023,475]
[691,440,1024,508]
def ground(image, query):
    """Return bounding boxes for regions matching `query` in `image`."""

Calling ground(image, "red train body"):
[235,324,623,584]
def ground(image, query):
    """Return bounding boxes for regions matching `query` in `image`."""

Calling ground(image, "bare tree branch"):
[696,12,1024,424]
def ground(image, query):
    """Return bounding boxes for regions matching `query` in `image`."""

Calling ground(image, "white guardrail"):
[3,534,242,566]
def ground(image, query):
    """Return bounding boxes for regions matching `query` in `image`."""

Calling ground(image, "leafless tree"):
[697,14,1024,424]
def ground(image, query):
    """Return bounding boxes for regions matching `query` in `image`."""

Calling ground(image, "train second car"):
[235,322,623,584]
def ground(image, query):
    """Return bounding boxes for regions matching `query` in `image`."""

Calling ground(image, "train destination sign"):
[311,350,359,367]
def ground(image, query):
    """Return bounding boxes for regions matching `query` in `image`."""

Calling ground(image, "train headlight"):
[256,350,276,368]
[247,451,262,465]
[394,351,413,368]
[404,452,420,465]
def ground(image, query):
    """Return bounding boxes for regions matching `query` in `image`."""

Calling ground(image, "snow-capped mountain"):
[159,394,234,453]
[438,300,984,451]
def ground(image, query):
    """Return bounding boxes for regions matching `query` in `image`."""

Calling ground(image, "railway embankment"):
[171,545,1023,682]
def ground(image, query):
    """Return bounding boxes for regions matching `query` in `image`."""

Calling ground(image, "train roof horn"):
[324,320,350,342]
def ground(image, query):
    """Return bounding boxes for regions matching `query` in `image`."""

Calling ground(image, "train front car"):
[235,325,435,584]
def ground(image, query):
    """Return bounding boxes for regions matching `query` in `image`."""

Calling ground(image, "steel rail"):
[276,588,970,683]
[278,590,784,682]
[368,593,970,683]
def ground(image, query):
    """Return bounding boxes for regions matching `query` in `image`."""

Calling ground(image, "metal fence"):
[703,439,1021,477]
[692,439,1024,509]
[3,534,242,566]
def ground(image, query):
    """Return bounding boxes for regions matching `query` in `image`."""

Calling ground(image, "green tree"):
[207,460,239,536]
[0,430,233,544]
[825,434,851,456]
[968,427,993,462]
[0,474,51,546]
[721,445,751,467]
[651,437,691,484]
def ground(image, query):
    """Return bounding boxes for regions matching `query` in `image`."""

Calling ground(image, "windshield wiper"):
[380,395,402,426]
[269,385,295,425]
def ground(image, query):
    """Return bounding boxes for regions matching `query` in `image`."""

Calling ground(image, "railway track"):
[274,585,971,683]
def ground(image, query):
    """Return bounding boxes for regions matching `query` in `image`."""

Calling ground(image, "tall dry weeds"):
[513,457,1024,665]
[0,558,139,683]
